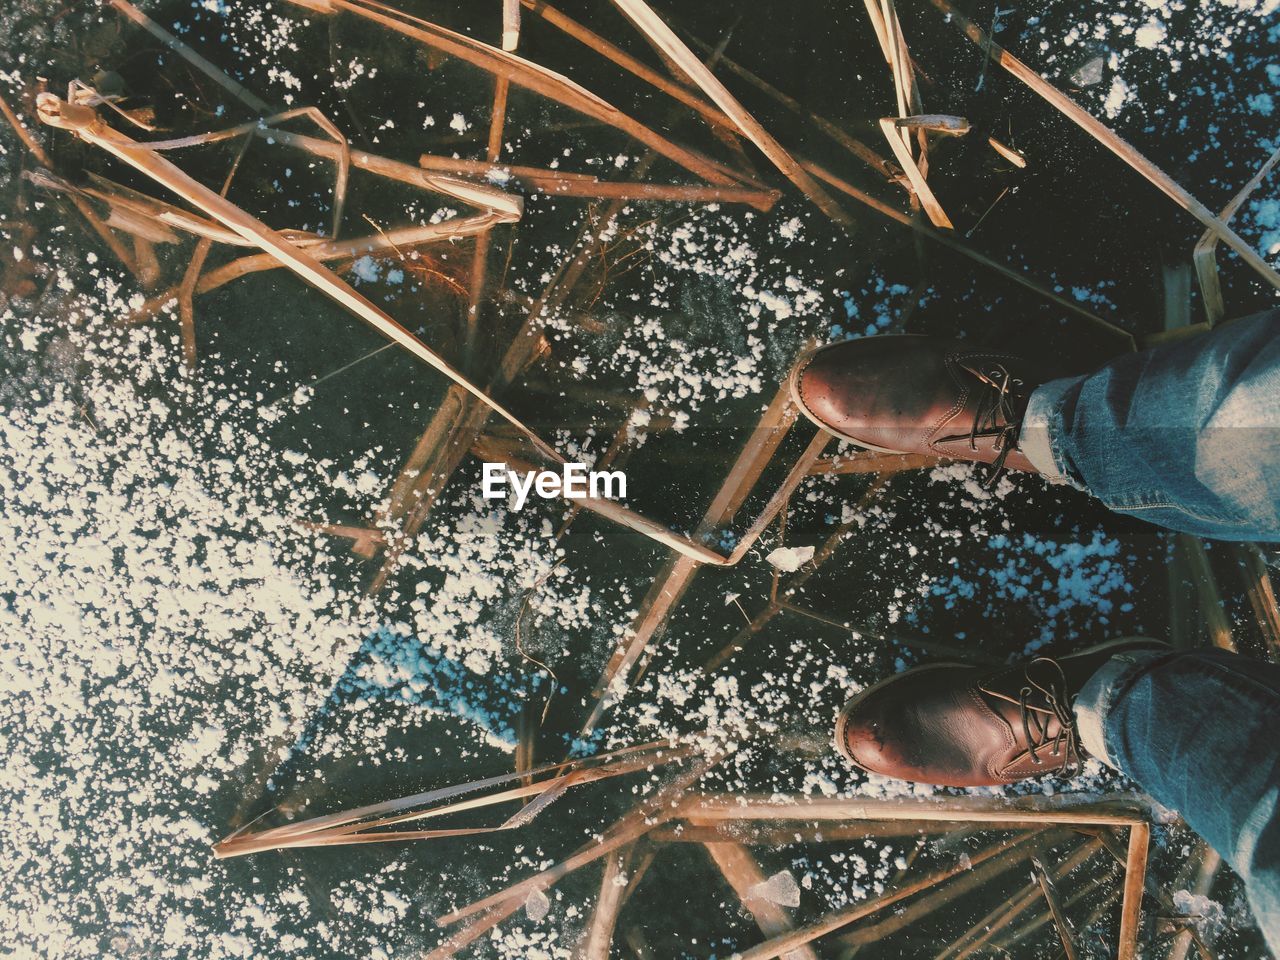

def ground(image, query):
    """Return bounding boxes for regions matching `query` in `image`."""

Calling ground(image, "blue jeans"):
[1075,650,1280,954]
[1021,309,1280,541]
[1021,317,1280,949]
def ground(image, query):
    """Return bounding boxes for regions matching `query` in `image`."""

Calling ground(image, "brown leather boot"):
[790,336,1054,484]
[834,638,1166,787]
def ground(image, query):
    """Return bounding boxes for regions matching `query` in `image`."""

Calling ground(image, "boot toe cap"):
[791,336,951,450]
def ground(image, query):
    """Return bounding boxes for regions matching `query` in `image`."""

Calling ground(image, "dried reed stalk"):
[841,830,1075,950]
[1177,534,1235,652]
[436,752,723,927]
[579,427,832,734]
[502,0,521,51]
[879,117,953,228]
[701,476,892,673]
[981,853,1119,957]
[28,169,253,246]
[1235,544,1280,659]
[37,95,559,463]
[118,215,496,326]
[579,382,797,733]
[928,0,1280,296]
[283,0,742,188]
[419,154,780,209]
[878,0,922,156]
[655,820,980,844]
[675,27,903,187]
[0,91,141,277]
[215,739,686,857]
[260,127,522,221]
[1118,822,1150,960]
[733,832,1046,960]
[1033,855,1080,960]
[521,0,732,134]
[679,793,1152,826]
[609,0,854,225]
[576,845,638,960]
[1164,841,1222,960]
[704,842,820,960]
[465,63,513,366]
[107,0,273,113]
[935,837,1103,960]
[988,136,1027,168]
[1193,142,1280,325]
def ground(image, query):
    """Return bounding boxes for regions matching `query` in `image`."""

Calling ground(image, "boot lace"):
[962,362,1025,489]
[1017,658,1080,774]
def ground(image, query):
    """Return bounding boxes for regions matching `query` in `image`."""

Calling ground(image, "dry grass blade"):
[1164,842,1222,960]
[609,0,855,225]
[928,0,1280,295]
[285,0,742,188]
[418,154,779,208]
[261,127,522,221]
[436,752,724,928]
[989,135,1027,168]
[842,830,1080,950]
[106,0,274,114]
[935,837,1103,960]
[1193,142,1280,324]
[1178,534,1235,651]
[896,114,970,134]
[879,117,953,229]
[704,842,819,960]
[678,792,1153,826]
[575,379,796,733]
[1236,544,1280,660]
[986,857,1119,957]
[37,94,559,463]
[114,215,498,324]
[576,845,638,960]
[733,832,1047,960]
[1118,822,1150,960]
[522,0,733,133]
[214,740,687,857]
[502,0,521,51]
[1,90,141,277]
[1032,855,1080,960]
[656,820,981,844]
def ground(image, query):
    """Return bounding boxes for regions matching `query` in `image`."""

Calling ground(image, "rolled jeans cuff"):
[1020,375,1084,487]
[1073,650,1164,770]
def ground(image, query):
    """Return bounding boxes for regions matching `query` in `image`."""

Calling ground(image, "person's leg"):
[1075,648,1280,954]
[1021,309,1280,541]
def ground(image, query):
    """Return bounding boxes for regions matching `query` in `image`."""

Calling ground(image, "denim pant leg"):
[1075,650,1280,952]
[1020,309,1280,541]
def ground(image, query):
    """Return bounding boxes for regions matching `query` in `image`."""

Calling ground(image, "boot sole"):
[833,636,1166,769]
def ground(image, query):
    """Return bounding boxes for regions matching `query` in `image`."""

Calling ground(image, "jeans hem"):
[1021,376,1085,488]
[1073,651,1164,770]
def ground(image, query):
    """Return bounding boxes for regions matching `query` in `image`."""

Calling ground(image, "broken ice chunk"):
[748,870,801,908]
[765,545,815,573]
[524,887,550,922]
[1069,54,1105,88]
